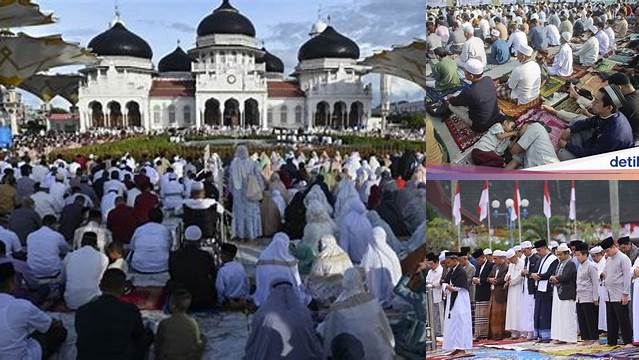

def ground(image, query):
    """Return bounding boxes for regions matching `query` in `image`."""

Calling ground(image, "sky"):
[17,0,425,109]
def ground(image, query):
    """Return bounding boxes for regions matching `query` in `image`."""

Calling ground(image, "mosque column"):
[123,108,129,128]
[105,108,111,128]
[239,100,245,129]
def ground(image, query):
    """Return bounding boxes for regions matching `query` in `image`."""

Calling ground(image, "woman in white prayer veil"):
[306,234,353,306]
[303,184,333,216]
[229,145,264,241]
[338,197,374,264]
[254,232,311,307]
[368,155,381,175]
[319,267,396,360]
[301,199,338,253]
[355,167,372,204]
[360,227,403,308]
[334,180,360,221]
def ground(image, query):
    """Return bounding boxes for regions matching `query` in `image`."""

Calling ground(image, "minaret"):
[380,74,391,130]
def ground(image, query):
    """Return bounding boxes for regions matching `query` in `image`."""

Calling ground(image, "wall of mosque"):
[148,97,196,130]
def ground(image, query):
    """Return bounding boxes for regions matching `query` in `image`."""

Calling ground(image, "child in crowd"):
[215,243,250,310]
[471,119,517,167]
[154,289,205,360]
[106,241,128,275]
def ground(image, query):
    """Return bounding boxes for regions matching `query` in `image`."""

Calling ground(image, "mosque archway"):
[333,101,348,129]
[315,101,330,127]
[223,98,240,127]
[244,98,260,128]
[204,98,221,126]
[107,101,123,128]
[349,101,364,128]
[126,101,142,128]
[89,101,104,128]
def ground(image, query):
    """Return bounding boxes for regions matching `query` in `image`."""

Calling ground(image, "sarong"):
[488,296,507,339]
[474,300,490,338]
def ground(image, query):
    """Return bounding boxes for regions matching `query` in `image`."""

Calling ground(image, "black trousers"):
[576,302,599,340]
[606,301,633,345]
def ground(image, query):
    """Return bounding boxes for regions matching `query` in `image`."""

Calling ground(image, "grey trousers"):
[557,128,595,161]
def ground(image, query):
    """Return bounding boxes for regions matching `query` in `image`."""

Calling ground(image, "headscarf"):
[303,184,333,216]
[310,235,353,278]
[244,279,322,360]
[230,145,252,191]
[272,190,286,220]
[360,227,402,308]
[302,199,338,254]
[338,197,374,264]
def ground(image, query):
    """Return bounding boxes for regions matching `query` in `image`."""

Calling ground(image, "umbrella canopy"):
[18,73,81,104]
[0,32,96,86]
[0,0,54,28]
[359,39,426,90]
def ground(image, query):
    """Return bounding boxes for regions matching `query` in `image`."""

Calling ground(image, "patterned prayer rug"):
[556,65,589,81]
[120,286,166,310]
[425,85,467,103]
[541,76,566,98]
[580,73,607,93]
[593,59,617,73]
[497,97,542,118]
[554,97,582,113]
[608,53,636,65]
[443,115,483,152]
[515,108,569,150]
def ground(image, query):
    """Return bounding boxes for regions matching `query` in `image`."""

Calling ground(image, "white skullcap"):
[517,43,534,56]
[191,181,204,191]
[556,243,571,253]
[561,31,572,42]
[550,241,559,248]
[491,29,501,37]
[521,241,533,249]
[184,225,202,241]
[439,250,446,262]
[464,59,484,75]
[483,248,493,255]
[531,13,539,20]
[505,249,516,258]
[589,246,603,254]
[587,25,598,34]
[513,245,522,252]
[463,24,474,34]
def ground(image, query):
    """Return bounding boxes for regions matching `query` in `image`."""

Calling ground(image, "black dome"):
[88,22,153,59]
[298,26,360,61]
[256,48,284,73]
[197,0,256,37]
[158,46,192,72]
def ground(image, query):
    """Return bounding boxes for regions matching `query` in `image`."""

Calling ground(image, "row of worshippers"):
[425,236,639,355]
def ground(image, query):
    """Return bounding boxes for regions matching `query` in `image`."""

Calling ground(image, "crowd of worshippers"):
[424,236,639,356]
[424,2,639,168]
[0,144,426,359]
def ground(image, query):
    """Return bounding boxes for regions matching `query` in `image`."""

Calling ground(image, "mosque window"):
[168,105,176,124]
[183,105,191,124]
[295,105,303,123]
[280,105,288,124]
[267,106,273,124]
[153,105,161,124]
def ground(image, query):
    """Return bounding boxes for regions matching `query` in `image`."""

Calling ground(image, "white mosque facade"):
[77,0,373,132]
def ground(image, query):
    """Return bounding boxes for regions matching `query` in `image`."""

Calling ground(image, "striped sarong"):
[474,300,490,338]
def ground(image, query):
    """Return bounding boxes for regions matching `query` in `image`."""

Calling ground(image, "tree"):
[426,217,457,252]
[49,107,68,114]
[401,112,426,130]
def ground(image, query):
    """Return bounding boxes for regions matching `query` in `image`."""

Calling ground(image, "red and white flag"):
[453,182,461,225]
[569,180,576,221]
[477,181,489,222]
[543,181,552,219]
[512,181,521,221]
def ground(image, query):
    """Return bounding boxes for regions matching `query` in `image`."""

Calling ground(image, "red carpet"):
[443,115,483,152]
[120,287,166,310]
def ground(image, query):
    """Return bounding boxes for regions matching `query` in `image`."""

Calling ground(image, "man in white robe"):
[549,244,578,344]
[360,227,402,309]
[442,252,473,356]
[456,24,487,69]
[549,32,573,77]
[519,241,538,340]
[504,248,525,338]
[573,27,599,66]
[590,245,607,331]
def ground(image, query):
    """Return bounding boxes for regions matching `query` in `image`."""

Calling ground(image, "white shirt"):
[545,24,561,46]
[64,193,93,209]
[63,246,109,309]
[100,191,118,223]
[508,60,541,105]
[425,264,443,303]
[49,182,67,213]
[103,179,126,196]
[126,187,141,208]
[479,19,490,38]
[574,36,599,66]
[215,261,250,303]
[73,221,113,252]
[160,180,185,210]
[0,225,22,255]
[0,293,52,360]
[516,122,560,168]
[507,30,528,55]
[549,43,573,77]
[460,36,487,67]
[594,30,610,57]
[604,27,615,53]
[130,222,173,273]
[30,191,59,219]
[26,226,68,278]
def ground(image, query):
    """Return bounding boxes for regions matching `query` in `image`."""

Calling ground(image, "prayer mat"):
[554,97,582,113]
[120,286,166,310]
[497,97,542,118]
[426,351,475,360]
[541,76,565,98]
[443,115,483,152]
[425,85,467,103]
[579,73,607,94]
[475,338,528,346]
[593,59,617,73]
[516,108,569,151]
[608,53,636,64]
[556,65,588,81]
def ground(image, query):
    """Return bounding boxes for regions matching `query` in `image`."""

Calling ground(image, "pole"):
[547,217,551,243]
[426,284,437,351]
[517,210,522,244]
[610,180,620,239]
[458,222,462,252]
[487,205,493,250]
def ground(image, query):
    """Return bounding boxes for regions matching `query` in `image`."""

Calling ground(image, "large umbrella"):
[0,32,96,86]
[359,39,426,90]
[18,73,81,104]
[0,0,54,28]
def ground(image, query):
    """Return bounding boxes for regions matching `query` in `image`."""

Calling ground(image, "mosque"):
[76,0,373,132]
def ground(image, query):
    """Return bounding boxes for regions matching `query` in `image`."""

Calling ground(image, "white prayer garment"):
[0,225,22,255]
[574,36,599,66]
[443,282,473,350]
[549,43,573,77]
[63,245,109,309]
[26,226,68,278]
[129,222,173,273]
[507,60,541,105]
[593,257,607,331]
[459,36,487,68]
[360,227,402,308]
[550,273,578,342]
[546,24,561,46]
[507,30,528,55]
[594,30,609,57]
[73,221,113,252]
[215,260,250,303]
[0,293,53,360]
[306,235,353,304]
[505,256,525,332]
